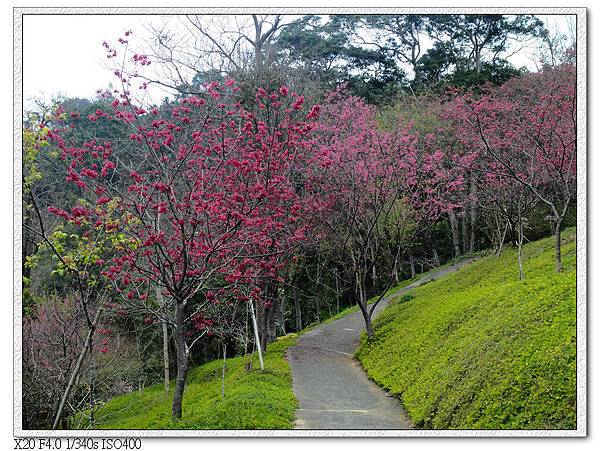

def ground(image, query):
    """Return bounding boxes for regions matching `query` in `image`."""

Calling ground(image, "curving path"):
[286,257,477,430]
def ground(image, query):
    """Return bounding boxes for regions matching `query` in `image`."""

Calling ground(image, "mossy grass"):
[356,229,576,429]
[85,334,298,429]
[79,231,575,430]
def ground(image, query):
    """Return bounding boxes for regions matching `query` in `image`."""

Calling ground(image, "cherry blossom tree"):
[447,64,576,271]
[313,91,461,337]
[45,33,328,419]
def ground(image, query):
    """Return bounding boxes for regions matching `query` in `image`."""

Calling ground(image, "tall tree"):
[427,14,545,74]
[46,34,328,417]
[274,15,407,103]
[314,91,460,337]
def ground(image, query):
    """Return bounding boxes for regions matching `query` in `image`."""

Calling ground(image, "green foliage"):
[23,123,49,194]
[88,335,298,429]
[274,15,406,104]
[449,60,525,92]
[357,229,576,429]
[397,293,415,305]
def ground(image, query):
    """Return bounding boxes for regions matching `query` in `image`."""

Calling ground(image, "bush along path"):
[287,257,478,429]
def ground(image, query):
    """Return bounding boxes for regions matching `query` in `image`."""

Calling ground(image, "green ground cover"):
[89,334,298,429]
[85,231,575,430]
[356,230,577,429]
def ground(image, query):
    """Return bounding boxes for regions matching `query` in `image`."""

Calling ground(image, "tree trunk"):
[461,212,469,255]
[258,282,278,347]
[314,251,322,323]
[244,301,250,355]
[432,247,441,267]
[509,219,518,247]
[449,211,461,257]
[221,342,227,400]
[278,296,287,336]
[429,222,440,268]
[356,275,374,339]
[359,303,374,339]
[253,17,264,71]
[294,285,302,332]
[469,177,477,253]
[517,219,525,281]
[370,244,377,283]
[335,270,340,315]
[162,321,170,394]
[355,271,364,308]
[408,252,416,279]
[267,297,276,343]
[259,300,269,352]
[249,298,265,371]
[355,269,374,338]
[155,287,170,394]
[496,222,508,257]
[554,219,563,272]
[88,358,96,429]
[171,302,189,420]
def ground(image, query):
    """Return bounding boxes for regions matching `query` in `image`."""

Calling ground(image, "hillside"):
[356,229,577,429]
[83,230,576,430]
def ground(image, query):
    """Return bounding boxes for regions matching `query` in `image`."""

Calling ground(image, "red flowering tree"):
[46,35,327,418]
[447,64,576,271]
[313,91,461,337]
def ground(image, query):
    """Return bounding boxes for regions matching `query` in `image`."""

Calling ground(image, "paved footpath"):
[286,258,477,429]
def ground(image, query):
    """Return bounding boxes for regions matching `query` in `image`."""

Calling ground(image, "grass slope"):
[91,334,298,429]
[356,230,577,430]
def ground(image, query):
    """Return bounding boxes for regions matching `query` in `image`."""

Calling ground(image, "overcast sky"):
[22,14,575,108]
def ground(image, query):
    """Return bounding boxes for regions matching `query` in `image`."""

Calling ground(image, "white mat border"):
[13,6,587,438]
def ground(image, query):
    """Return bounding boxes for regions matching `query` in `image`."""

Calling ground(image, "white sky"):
[22,14,574,108]
[23,15,160,105]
